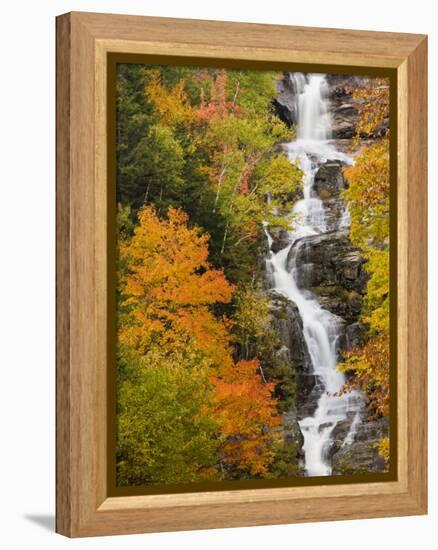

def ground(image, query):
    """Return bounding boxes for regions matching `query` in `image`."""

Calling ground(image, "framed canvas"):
[56,11,428,537]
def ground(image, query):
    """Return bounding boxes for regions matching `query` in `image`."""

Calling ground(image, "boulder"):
[324,197,347,231]
[331,442,386,474]
[268,227,291,253]
[288,230,368,295]
[331,416,389,475]
[313,286,363,325]
[313,160,347,199]
[345,322,366,349]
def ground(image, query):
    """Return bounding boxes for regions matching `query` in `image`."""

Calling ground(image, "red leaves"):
[195,70,239,123]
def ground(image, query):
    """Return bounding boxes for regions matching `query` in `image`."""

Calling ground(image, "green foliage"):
[266,439,300,478]
[231,285,296,413]
[232,284,271,357]
[117,346,218,486]
[115,64,303,485]
[117,206,282,484]
[116,63,302,285]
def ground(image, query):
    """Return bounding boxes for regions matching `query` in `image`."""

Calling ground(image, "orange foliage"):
[212,359,280,476]
[119,206,234,367]
[119,206,280,477]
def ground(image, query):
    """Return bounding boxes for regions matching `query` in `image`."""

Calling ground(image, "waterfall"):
[265,73,361,476]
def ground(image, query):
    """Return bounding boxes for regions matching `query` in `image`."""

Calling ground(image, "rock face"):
[274,72,389,144]
[331,416,389,475]
[273,73,300,126]
[325,74,390,142]
[325,75,360,140]
[273,73,362,139]
[283,408,305,452]
[265,72,389,476]
[289,230,367,294]
[268,227,291,254]
[268,290,315,406]
[313,160,349,230]
[286,229,368,351]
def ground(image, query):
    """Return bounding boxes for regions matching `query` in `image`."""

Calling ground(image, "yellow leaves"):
[342,89,390,424]
[375,437,390,468]
[351,77,389,142]
[146,75,195,127]
[232,285,271,345]
[340,333,390,418]
[343,140,389,208]
[362,247,390,335]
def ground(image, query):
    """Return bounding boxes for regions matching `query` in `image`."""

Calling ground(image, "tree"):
[339,334,390,418]
[117,346,218,485]
[348,77,389,143]
[119,206,234,368]
[117,205,281,482]
[212,358,281,477]
[341,78,390,423]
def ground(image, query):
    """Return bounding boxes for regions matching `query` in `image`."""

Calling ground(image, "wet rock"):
[296,377,324,420]
[288,230,368,295]
[273,73,300,126]
[315,287,363,325]
[269,291,308,364]
[332,442,385,474]
[345,322,366,349]
[314,160,347,199]
[331,416,389,474]
[324,197,346,231]
[262,259,275,290]
[329,412,358,457]
[268,291,316,410]
[269,227,291,253]
[352,415,389,443]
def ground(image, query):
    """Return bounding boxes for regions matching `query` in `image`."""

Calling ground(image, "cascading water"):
[265,73,361,476]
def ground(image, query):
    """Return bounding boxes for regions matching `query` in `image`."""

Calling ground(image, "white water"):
[265,74,361,476]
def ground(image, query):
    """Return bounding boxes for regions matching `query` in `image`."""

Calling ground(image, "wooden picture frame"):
[56,11,428,537]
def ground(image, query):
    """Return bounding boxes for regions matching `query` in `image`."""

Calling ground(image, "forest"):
[115,64,390,486]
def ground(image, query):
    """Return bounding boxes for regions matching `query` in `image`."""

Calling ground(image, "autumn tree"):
[119,206,234,366]
[212,358,281,478]
[341,78,390,426]
[117,206,281,483]
[193,69,301,282]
